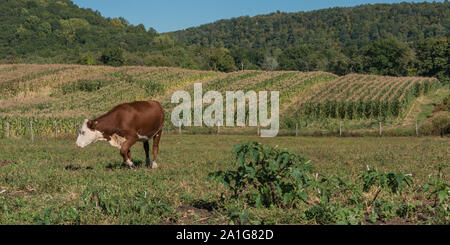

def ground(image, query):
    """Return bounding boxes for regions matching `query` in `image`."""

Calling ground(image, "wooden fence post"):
[178,121,182,135]
[339,122,342,137]
[217,121,221,134]
[379,122,382,137]
[415,120,419,136]
[6,122,10,138]
[30,120,34,142]
[54,120,58,138]
[257,124,260,136]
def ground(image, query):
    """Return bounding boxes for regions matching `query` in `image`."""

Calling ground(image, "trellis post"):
[6,122,10,138]
[54,120,58,138]
[379,122,382,137]
[415,120,418,136]
[30,120,34,142]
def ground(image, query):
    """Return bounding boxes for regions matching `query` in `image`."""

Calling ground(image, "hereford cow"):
[75,100,165,169]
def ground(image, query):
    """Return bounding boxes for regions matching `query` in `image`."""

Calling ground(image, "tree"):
[361,39,412,76]
[101,47,124,66]
[414,37,449,84]
[261,55,278,71]
[278,46,310,71]
[328,53,351,76]
[77,54,95,65]
[208,47,236,72]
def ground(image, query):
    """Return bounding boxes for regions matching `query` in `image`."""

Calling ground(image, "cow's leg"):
[151,130,162,169]
[143,141,151,167]
[120,137,137,168]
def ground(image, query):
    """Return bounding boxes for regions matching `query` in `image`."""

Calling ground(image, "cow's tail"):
[151,110,165,139]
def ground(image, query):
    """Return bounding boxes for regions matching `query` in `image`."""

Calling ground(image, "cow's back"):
[97,100,164,138]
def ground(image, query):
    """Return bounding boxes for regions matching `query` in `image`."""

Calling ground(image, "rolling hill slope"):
[171,2,449,50]
[0,64,446,137]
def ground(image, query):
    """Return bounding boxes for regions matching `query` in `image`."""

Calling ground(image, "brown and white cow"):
[75,100,164,168]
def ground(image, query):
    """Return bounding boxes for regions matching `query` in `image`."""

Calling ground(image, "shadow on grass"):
[191,199,219,211]
[64,164,93,171]
[105,159,145,170]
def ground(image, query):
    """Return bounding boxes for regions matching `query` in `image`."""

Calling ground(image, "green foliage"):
[360,167,413,200]
[207,47,236,72]
[415,37,450,84]
[208,142,450,224]
[101,48,125,67]
[301,78,441,120]
[278,46,311,71]
[423,164,449,205]
[0,0,448,81]
[419,111,450,136]
[361,39,412,76]
[77,54,95,65]
[209,142,312,208]
[172,2,448,79]
[59,79,108,95]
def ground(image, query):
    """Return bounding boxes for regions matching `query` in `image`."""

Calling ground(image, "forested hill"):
[171,1,449,82]
[0,0,160,55]
[0,0,204,69]
[172,2,449,51]
[0,1,448,83]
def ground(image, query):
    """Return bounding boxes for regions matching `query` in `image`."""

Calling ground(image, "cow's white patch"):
[76,119,105,148]
[109,134,127,149]
[137,134,149,142]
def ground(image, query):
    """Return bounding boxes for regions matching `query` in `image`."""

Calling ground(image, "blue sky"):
[72,0,444,33]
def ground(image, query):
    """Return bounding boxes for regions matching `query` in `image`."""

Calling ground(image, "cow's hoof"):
[151,161,158,169]
[125,159,135,168]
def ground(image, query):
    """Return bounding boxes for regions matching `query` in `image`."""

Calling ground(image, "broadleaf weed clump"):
[209,142,449,224]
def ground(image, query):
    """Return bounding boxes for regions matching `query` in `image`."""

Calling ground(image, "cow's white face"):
[76,119,104,148]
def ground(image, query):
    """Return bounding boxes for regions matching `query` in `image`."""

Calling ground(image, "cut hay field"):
[0,135,448,224]
[0,64,447,137]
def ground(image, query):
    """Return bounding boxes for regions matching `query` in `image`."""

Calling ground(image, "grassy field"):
[0,64,448,224]
[0,135,448,224]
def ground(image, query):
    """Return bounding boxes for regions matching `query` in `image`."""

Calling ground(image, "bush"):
[77,54,95,65]
[419,111,450,136]
[208,143,449,224]
[59,79,107,95]
[101,48,125,66]
[209,142,312,208]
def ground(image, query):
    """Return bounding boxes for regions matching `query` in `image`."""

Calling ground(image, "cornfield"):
[297,74,441,119]
[0,64,444,136]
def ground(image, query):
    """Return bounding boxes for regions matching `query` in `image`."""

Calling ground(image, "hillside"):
[170,2,449,80]
[0,0,207,69]
[0,1,448,82]
[0,64,446,137]
[172,2,449,51]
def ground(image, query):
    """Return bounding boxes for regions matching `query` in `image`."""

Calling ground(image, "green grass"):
[0,135,448,224]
